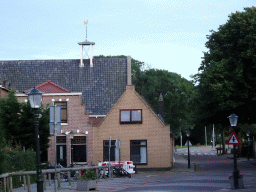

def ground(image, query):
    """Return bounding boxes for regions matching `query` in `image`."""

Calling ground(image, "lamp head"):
[26,88,43,108]
[227,113,238,127]
[246,131,250,137]
[186,130,190,137]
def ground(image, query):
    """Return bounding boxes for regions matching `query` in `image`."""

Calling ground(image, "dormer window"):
[120,109,142,124]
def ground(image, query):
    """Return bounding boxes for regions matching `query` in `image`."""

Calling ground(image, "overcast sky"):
[1,0,256,80]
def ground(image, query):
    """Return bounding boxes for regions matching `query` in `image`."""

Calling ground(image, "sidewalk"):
[171,154,195,172]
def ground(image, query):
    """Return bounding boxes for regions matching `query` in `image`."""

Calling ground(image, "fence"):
[0,165,114,192]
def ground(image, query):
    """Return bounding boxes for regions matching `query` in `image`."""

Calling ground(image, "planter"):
[229,176,244,190]
[77,180,97,191]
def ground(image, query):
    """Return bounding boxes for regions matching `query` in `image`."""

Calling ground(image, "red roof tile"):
[24,80,70,93]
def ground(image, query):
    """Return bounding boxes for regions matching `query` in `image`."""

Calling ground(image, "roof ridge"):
[24,80,70,93]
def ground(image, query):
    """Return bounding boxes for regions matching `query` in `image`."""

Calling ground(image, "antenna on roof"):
[78,20,95,68]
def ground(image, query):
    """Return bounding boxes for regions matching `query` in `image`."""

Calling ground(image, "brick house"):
[93,85,173,170]
[0,85,10,98]
[17,80,93,167]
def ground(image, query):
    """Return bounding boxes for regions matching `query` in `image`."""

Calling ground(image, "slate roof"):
[0,58,127,115]
[24,80,71,93]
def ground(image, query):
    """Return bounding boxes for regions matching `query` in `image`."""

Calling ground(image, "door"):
[57,145,67,167]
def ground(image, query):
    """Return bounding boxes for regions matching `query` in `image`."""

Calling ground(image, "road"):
[13,146,256,191]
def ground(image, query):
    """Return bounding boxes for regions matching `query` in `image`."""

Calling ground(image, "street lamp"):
[228,113,239,189]
[246,131,250,161]
[26,88,44,192]
[186,130,191,168]
[69,131,75,167]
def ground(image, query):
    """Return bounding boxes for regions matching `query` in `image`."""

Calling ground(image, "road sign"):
[49,105,62,135]
[226,131,241,145]
[49,105,61,124]
[115,138,121,149]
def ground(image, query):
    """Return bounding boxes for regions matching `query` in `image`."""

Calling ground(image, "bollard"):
[43,174,47,190]
[27,174,31,192]
[48,173,51,186]
[23,175,26,190]
[194,163,198,172]
[68,171,71,186]
[57,173,61,188]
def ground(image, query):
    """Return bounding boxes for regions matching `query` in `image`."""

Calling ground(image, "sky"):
[1,0,256,81]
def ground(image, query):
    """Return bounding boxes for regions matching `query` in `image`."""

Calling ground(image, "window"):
[120,109,142,124]
[71,136,87,163]
[130,140,147,165]
[103,140,117,162]
[54,101,67,123]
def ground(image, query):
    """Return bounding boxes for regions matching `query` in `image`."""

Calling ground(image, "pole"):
[233,145,239,189]
[34,110,44,192]
[180,128,182,148]
[54,106,57,192]
[188,138,190,168]
[205,126,207,146]
[247,137,250,161]
[109,136,111,178]
[213,124,215,147]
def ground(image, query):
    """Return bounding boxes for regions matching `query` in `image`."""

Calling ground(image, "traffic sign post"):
[226,132,241,145]
[226,131,243,189]
[49,105,62,192]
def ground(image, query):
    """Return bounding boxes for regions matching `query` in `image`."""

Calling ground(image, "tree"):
[194,7,256,127]
[0,90,21,144]
[0,91,50,152]
[133,69,196,134]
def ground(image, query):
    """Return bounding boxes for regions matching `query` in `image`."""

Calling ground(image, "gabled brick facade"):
[17,81,93,167]
[93,85,173,170]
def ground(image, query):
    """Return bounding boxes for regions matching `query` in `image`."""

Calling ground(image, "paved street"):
[13,146,256,191]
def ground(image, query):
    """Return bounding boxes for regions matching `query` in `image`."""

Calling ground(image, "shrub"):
[1,149,37,188]
[80,169,96,180]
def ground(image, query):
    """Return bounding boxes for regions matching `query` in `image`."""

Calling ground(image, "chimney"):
[158,93,164,118]
[127,56,132,85]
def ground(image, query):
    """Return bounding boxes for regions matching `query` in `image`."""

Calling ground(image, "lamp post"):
[228,113,239,189]
[219,134,222,151]
[246,131,250,161]
[186,130,191,168]
[69,131,75,167]
[26,88,44,192]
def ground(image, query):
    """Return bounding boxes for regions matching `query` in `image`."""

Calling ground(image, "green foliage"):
[0,90,21,143]
[194,6,256,130]
[2,149,36,173]
[133,68,196,133]
[0,148,37,188]
[80,169,96,180]
[0,91,50,152]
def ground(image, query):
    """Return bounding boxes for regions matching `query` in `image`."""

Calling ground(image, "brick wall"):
[93,85,173,169]
[17,93,93,166]
[0,87,9,98]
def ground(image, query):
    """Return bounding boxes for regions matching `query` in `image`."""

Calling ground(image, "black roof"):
[0,58,127,115]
